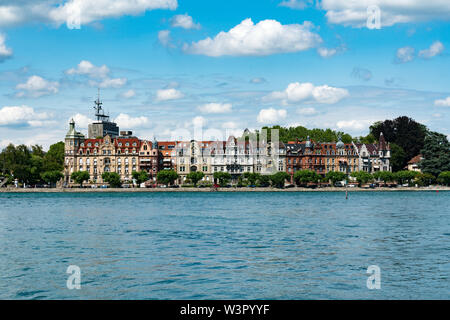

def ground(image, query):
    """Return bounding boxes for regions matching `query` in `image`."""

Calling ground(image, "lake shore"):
[1,186,449,193]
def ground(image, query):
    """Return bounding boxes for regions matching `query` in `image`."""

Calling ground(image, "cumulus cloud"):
[120,89,136,99]
[222,121,238,129]
[317,47,337,58]
[192,116,207,127]
[0,105,50,127]
[184,18,322,57]
[320,0,450,27]
[395,46,415,63]
[16,75,59,97]
[434,97,450,107]
[336,119,373,131]
[419,41,444,59]
[268,82,349,105]
[279,0,312,10]
[66,60,109,78]
[158,30,173,47]
[70,113,93,129]
[197,103,232,114]
[297,107,317,116]
[170,13,200,29]
[0,0,178,28]
[0,33,13,62]
[91,77,127,88]
[155,88,184,102]
[257,108,287,124]
[114,113,149,128]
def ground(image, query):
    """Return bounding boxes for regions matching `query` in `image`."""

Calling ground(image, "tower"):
[64,119,85,183]
[88,90,119,138]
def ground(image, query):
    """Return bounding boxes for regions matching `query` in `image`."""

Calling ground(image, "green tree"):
[157,169,179,186]
[257,175,271,187]
[419,131,450,176]
[351,171,373,186]
[414,173,436,187]
[213,172,232,186]
[372,171,394,184]
[389,143,407,172]
[437,171,450,186]
[370,116,427,170]
[102,172,122,188]
[132,170,150,185]
[270,172,290,188]
[41,170,64,187]
[325,171,346,185]
[43,142,65,172]
[243,172,260,185]
[394,170,418,185]
[71,171,90,187]
[294,170,321,186]
[186,171,205,187]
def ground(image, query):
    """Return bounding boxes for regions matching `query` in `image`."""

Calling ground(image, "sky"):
[0,0,449,149]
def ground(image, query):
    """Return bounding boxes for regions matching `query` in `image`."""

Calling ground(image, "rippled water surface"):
[0,191,448,299]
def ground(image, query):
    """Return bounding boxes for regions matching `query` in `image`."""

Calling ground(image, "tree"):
[43,142,65,172]
[132,170,149,185]
[294,170,321,186]
[394,170,418,185]
[41,170,63,187]
[325,171,346,185]
[351,171,373,186]
[389,143,407,172]
[186,171,205,187]
[257,175,271,187]
[420,131,450,176]
[437,171,450,186]
[370,116,427,170]
[71,171,90,187]
[414,173,436,187]
[102,172,122,188]
[213,172,232,186]
[243,172,260,186]
[157,169,179,186]
[270,172,290,188]
[372,171,394,184]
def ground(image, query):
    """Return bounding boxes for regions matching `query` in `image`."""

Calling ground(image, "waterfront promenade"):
[1,186,449,193]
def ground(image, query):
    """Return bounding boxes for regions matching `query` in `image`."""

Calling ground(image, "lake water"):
[0,191,448,300]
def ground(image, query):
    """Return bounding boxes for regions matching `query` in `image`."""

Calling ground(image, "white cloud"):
[184,18,322,57]
[198,103,232,114]
[320,0,450,27]
[0,105,50,126]
[250,77,267,84]
[120,89,136,99]
[268,82,349,105]
[0,0,178,27]
[279,0,311,10]
[0,33,12,62]
[114,113,149,128]
[297,107,317,116]
[66,60,109,78]
[222,121,238,129]
[434,97,450,107]
[170,13,200,29]
[91,77,127,88]
[192,116,207,127]
[317,47,337,58]
[70,113,93,129]
[257,108,287,124]
[336,119,373,131]
[16,75,59,97]
[155,88,184,101]
[158,30,173,47]
[395,46,415,63]
[351,67,372,81]
[419,41,444,59]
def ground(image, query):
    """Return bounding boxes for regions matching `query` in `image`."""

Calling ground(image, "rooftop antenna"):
[93,88,109,122]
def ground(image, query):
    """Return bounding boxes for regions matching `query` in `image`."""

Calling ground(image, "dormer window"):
[126,143,130,147]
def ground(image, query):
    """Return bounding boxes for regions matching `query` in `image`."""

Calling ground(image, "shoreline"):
[1,186,449,193]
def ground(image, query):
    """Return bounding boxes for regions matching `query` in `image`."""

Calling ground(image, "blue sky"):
[0,0,449,149]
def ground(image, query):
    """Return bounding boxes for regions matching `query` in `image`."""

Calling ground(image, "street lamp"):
[336,137,349,199]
